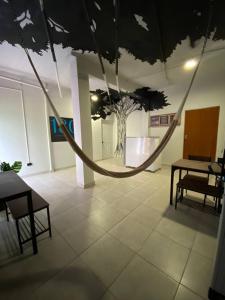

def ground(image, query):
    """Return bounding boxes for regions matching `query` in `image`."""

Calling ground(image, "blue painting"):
[49,116,74,142]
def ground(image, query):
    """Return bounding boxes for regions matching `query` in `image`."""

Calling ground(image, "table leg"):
[179,169,182,180]
[27,190,38,254]
[170,166,175,205]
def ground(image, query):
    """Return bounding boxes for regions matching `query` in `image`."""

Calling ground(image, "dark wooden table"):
[0,171,38,254]
[170,159,222,205]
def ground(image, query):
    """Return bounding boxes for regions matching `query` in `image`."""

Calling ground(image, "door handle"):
[184,134,188,140]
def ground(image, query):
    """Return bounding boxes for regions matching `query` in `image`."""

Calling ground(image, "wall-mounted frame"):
[150,113,180,127]
[150,115,160,127]
[159,114,169,126]
[49,116,74,142]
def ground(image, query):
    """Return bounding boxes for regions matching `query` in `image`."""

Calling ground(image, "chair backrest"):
[188,155,212,162]
[212,149,225,180]
[219,149,225,177]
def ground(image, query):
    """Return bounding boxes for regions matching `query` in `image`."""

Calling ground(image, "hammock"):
[9,0,213,178]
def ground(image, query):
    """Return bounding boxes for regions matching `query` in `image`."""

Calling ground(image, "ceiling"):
[0,0,225,91]
[0,37,225,91]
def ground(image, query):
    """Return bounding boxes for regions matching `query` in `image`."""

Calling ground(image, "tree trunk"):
[115,113,127,159]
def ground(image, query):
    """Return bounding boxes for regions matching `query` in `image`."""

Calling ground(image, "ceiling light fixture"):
[183,59,198,71]
[91,94,98,102]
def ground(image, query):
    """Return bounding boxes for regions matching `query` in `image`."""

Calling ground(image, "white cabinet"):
[125,137,162,172]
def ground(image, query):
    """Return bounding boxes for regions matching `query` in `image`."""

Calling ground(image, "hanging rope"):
[38,0,62,98]
[152,1,169,82]
[113,0,120,93]
[8,0,213,178]
[82,0,112,103]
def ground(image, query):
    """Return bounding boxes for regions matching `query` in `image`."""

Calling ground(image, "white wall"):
[150,79,225,165]
[0,77,76,176]
[126,110,149,137]
[0,80,50,176]
[48,86,75,170]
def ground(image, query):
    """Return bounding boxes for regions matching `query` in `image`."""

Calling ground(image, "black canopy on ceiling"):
[0,0,225,64]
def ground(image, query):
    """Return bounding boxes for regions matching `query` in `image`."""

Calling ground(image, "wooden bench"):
[175,174,224,211]
[6,190,52,254]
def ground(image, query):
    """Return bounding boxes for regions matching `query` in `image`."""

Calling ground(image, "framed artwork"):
[150,113,180,127]
[169,113,181,125]
[169,113,175,124]
[159,114,169,126]
[150,115,160,127]
[49,116,74,142]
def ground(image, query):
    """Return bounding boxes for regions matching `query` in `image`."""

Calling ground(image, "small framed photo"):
[169,113,175,124]
[169,113,181,125]
[150,115,160,127]
[159,115,169,126]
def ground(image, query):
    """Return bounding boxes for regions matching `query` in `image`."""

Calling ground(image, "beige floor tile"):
[181,251,213,299]
[164,206,200,229]
[175,285,204,300]
[88,206,128,231]
[108,195,143,214]
[52,206,87,234]
[48,197,76,217]
[75,197,108,216]
[80,234,134,287]
[193,230,217,259]
[139,231,190,281]
[0,235,76,300]
[37,234,77,266]
[110,255,178,300]
[62,220,105,254]
[156,217,197,248]
[130,205,162,229]
[126,188,152,202]
[109,215,151,251]
[34,257,106,300]
[95,189,123,203]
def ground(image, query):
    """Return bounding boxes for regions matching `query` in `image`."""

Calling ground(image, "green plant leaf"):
[12,161,22,173]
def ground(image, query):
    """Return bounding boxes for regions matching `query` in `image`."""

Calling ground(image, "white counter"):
[125,137,162,172]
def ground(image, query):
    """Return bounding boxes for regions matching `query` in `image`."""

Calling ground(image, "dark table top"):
[0,171,31,201]
[172,159,222,175]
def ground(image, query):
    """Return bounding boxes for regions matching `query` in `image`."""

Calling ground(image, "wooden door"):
[183,106,220,160]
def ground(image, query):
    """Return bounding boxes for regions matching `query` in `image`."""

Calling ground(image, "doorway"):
[102,120,114,159]
[183,106,220,160]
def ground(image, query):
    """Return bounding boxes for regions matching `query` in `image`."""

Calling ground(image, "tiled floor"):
[0,159,220,300]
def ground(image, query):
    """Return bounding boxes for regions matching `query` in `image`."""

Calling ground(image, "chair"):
[183,155,212,204]
[175,152,225,211]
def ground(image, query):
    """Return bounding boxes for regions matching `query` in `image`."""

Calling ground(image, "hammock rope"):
[82,0,112,103]
[8,0,212,178]
[113,0,120,93]
[38,0,62,98]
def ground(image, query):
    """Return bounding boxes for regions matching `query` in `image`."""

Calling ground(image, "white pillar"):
[70,55,95,188]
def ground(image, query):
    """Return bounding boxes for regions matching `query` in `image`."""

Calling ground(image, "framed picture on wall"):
[159,114,169,126]
[169,113,181,125]
[169,113,175,124]
[150,115,160,127]
[150,113,180,127]
[49,116,74,142]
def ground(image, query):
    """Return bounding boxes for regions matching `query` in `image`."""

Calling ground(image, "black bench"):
[6,190,52,254]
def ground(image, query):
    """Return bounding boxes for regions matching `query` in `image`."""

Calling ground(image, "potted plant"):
[0,161,22,173]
